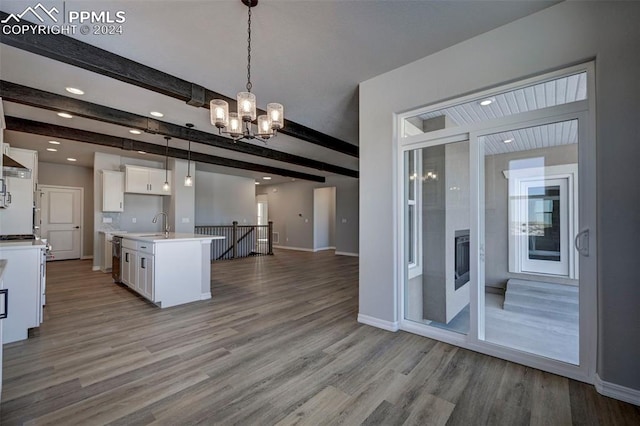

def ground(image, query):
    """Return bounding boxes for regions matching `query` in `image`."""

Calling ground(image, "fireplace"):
[454,229,470,290]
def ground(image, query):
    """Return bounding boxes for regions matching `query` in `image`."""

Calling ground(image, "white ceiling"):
[0,0,559,181]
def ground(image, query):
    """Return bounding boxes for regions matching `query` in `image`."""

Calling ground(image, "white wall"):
[360,1,640,391]
[194,170,255,225]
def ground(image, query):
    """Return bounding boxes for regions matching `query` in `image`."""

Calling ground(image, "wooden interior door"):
[40,186,82,260]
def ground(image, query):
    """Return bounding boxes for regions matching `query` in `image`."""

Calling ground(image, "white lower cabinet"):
[118,235,217,308]
[136,251,154,301]
[121,240,155,302]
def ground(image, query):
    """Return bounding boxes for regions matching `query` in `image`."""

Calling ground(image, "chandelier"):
[210,0,284,142]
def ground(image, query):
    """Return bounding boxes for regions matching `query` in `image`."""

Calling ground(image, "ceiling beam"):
[4,116,326,183]
[0,81,358,178]
[0,12,359,157]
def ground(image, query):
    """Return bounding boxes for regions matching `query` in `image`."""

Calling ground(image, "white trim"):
[91,265,100,271]
[200,292,212,301]
[595,374,640,406]
[358,313,399,332]
[393,62,597,385]
[39,184,84,261]
[313,246,336,252]
[273,245,315,252]
[81,255,93,260]
[335,251,359,257]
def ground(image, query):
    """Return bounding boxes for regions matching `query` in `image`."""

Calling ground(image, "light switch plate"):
[181,217,190,223]
[132,217,137,223]
[103,217,113,223]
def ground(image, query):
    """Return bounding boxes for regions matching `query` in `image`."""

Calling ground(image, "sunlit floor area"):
[413,289,579,365]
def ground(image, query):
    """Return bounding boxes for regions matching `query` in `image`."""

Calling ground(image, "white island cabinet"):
[117,233,224,308]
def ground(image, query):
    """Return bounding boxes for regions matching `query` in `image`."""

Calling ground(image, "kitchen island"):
[114,232,224,308]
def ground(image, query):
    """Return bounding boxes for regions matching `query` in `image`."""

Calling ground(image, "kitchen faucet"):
[152,212,170,237]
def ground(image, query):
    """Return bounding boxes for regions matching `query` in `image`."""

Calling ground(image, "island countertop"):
[113,232,225,243]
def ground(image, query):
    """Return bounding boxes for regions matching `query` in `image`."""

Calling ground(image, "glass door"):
[403,139,471,335]
[477,119,581,365]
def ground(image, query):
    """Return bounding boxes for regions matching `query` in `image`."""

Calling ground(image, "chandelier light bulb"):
[163,181,170,191]
[184,175,193,187]
[210,100,229,129]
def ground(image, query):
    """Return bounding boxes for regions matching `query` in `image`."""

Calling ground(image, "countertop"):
[0,240,48,250]
[113,232,225,243]
[99,230,127,235]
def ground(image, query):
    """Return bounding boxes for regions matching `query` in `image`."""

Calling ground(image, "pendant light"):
[210,0,284,142]
[184,123,194,187]
[163,136,170,192]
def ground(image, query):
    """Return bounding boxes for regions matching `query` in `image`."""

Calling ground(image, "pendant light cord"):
[246,4,252,93]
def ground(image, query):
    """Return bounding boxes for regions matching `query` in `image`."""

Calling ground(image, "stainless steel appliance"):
[112,235,123,283]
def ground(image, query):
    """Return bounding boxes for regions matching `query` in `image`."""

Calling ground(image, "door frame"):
[394,62,597,384]
[39,184,84,260]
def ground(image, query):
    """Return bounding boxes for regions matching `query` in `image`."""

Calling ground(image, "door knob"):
[74,226,80,229]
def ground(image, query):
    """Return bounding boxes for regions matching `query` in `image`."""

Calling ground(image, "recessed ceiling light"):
[503,139,513,144]
[65,87,84,95]
[46,148,57,152]
[479,98,494,106]
[262,176,272,180]
[137,151,146,154]
[150,111,164,118]
[67,157,77,162]
[129,129,142,135]
[255,182,260,185]
[48,140,61,145]
[57,112,73,118]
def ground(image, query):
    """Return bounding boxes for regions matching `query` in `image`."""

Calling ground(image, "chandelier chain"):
[246,4,252,92]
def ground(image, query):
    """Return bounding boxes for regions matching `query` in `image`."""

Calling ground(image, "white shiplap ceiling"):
[411,72,587,131]
[482,120,578,156]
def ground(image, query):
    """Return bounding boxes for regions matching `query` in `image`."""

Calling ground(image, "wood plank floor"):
[1,250,638,425]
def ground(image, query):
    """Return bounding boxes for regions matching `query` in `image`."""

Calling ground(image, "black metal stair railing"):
[195,221,273,261]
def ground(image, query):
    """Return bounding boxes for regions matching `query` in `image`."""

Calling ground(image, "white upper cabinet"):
[102,170,124,212]
[123,165,171,195]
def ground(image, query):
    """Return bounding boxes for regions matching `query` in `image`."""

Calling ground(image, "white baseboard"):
[335,251,359,257]
[200,292,212,301]
[595,373,640,406]
[91,266,100,271]
[313,246,335,252]
[357,313,399,332]
[81,255,93,260]
[273,245,315,252]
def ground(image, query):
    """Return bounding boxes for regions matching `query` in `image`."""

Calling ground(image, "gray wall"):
[258,176,359,254]
[485,144,578,289]
[359,1,640,390]
[38,161,94,258]
[194,170,255,226]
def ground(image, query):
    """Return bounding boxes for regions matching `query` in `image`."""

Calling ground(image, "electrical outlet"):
[181,217,190,223]
[342,218,347,223]
[132,217,137,223]
[102,217,113,223]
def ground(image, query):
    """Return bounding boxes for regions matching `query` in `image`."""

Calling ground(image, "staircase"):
[503,278,578,322]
